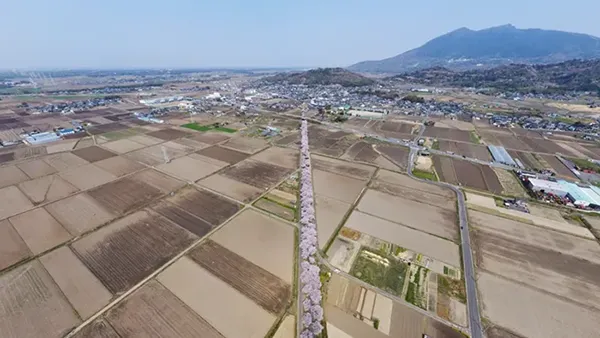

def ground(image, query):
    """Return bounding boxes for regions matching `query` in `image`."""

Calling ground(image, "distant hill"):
[266,68,376,87]
[349,24,600,73]
[391,59,600,93]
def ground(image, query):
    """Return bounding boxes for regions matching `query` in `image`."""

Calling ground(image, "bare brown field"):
[373,146,410,171]
[210,209,295,283]
[0,165,29,188]
[196,145,249,164]
[127,134,163,146]
[94,156,144,177]
[44,152,89,171]
[72,319,120,338]
[315,195,351,249]
[189,239,292,314]
[375,169,454,197]
[18,174,79,204]
[274,132,299,146]
[157,155,222,182]
[221,159,293,190]
[508,151,545,171]
[171,137,210,150]
[166,186,242,226]
[0,220,31,270]
[45,193,116,235]
[17,159,58,179]
[478,272,600,338]
[197,174,263,203]
[250,146,299,169]
[519,136,574,156]
[105,280,223,337]
[255,198,295,221]
[187,131,231,144]
[151,200,214,237]
[87,123,128,135]
[325,304,388,338]
[146,128,189,141]
[87,175,165,215]
[370,171,455,210]
[72,146,117,163]
[493,168,527,197]
[358,189,458,241]
[312,154,375,180]
[313,169,366,203]
[101,139,146,154]
[538,154,578,179]
[125,142,191,166]
[423,126,473,143]
[557,142,595,159]
[14,146,48,160]
[9,208,71,254]
[346,211,461,267]
[72,210,196,294]
[439,140,492,161]
[0,185,34,220]
[132,169,186,193]
[222,136,269,154]
[45,140,78,154]
[433,156,458,184]
[390,300,464,338]
[433,156,502,194]
[379,121,415,134]
[40,246,112,319]
[158,256,275,337]
[59,163,117,190]
[0,151,15,164]
[0,261,80,338]
[73,137,95,149]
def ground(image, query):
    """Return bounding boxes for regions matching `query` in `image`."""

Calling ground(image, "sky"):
[1,0,599,69]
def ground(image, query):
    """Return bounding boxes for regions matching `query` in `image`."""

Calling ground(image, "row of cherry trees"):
[298,116,324,338]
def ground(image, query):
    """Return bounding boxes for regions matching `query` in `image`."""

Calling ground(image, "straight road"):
[407,147,484,338]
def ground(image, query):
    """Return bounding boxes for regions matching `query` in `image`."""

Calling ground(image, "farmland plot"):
[157,155,222,182]
[93,156,144,177]
[71,319,120,338]
[59,163,117,190]
[222,136,268,154]
[210,209,294,283]
[72,210,197,294]
[165,186,242,226]
[372,145,409,170]
[44,152,89,171]
[188,240,292,314]
[87,176,164,215]
[0,220,31,270]
[196,145,249,164]
[0,261,80,338]
[357,189,458,242]
[0,185,34,220]
[100,139,146,154]
[423,126,472,143]
[151,200,214,237]
[538,154,577,179]
[146,128,189,141]
[250,146,299,169]
[221,159,293,190]
[439,140,492,161]
[197,174,263,203]
[0,165,29,188]
[158,256,275,338]
[125,142,192,166]
[45,193,116,235]
[17,159,58,179]
[18,174,79,204]
[313,169,366,204]
[40,247,112,319]
[508,151,544,171]
[187,131,231,145]
[9,208,71,254]
[72,146,117,163]
[105,280,223,338]
[315,195,352,249]
[311,154,375,180]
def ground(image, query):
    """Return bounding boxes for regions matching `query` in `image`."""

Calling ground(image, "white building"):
[527,178,567,196]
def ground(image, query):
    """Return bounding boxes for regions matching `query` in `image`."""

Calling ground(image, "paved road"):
[407,147,484,338]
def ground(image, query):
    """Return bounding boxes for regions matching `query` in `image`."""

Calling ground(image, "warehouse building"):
[527,177,600,209]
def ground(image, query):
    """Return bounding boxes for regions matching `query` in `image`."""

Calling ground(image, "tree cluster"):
[298,116,324,337]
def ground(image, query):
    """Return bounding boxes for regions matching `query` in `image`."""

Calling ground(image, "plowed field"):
[433,156,502,194]
[439,141,491,161]
[189,240,291,314]
[72,146,117,163]
[151,200,214,237]
[166,186,241,225]
[87,176,164,215]
[196,145,249,164]
[221,159,292,189]
[72,210,197,294]
[105,280,223,337]
[147,128,189,141]
[423,127,472,143]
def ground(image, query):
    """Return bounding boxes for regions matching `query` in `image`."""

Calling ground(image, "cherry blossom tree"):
[297,114,324,337]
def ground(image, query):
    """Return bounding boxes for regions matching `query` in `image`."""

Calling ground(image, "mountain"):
[391,59,600,92]
[349,24,600,73]
[265,68,376,87]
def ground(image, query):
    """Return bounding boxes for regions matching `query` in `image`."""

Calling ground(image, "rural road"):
[407,147,484,338]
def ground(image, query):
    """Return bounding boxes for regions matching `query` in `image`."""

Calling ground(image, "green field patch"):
[438,274,466,304]
[412,168,438,181]
[405,266,427,309]
[349,248,408,296]
[182,123,237,133]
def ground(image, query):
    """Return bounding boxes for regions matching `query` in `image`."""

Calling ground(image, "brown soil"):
[433,156,458,184]
[274,133,299,146]
[0,219,31,271]
[0,185,34,220]
[146,128,189,141]
[45,193,116,236]
[376,145,409,170]
[106,280,223,337]
[151,200,214,237]
[0,261,81,338]
[44,152,89,171]
[369,180,455,210]
[250,146,299,169]
[187,132,230,145]
[0,165,29,188]
[453,159,487,191]
[40,246,112,319]
[9,208,72,254]
[86,123,128,135]
[17,159,58,179]
[94,156,145,177]
[166,186,241,226]
[196,145,249,164]
[72,210,197,294]
[222,137,268,154]
[72,319,120,338]
[221,159,292,190]
[188,239,292,314]
[254,198,295,221]
[539,154,577,179]
[87,176,164,215]
[132,169,185,193]
[198,174,263,203]
[311,154,375,180]
[72,146,117,163]
[18,174,79,204]
[59,164,117,190]
[439,140,492,161]
[423,126,472,143]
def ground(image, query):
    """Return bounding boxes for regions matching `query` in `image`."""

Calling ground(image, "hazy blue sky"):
[1,0,599,69]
